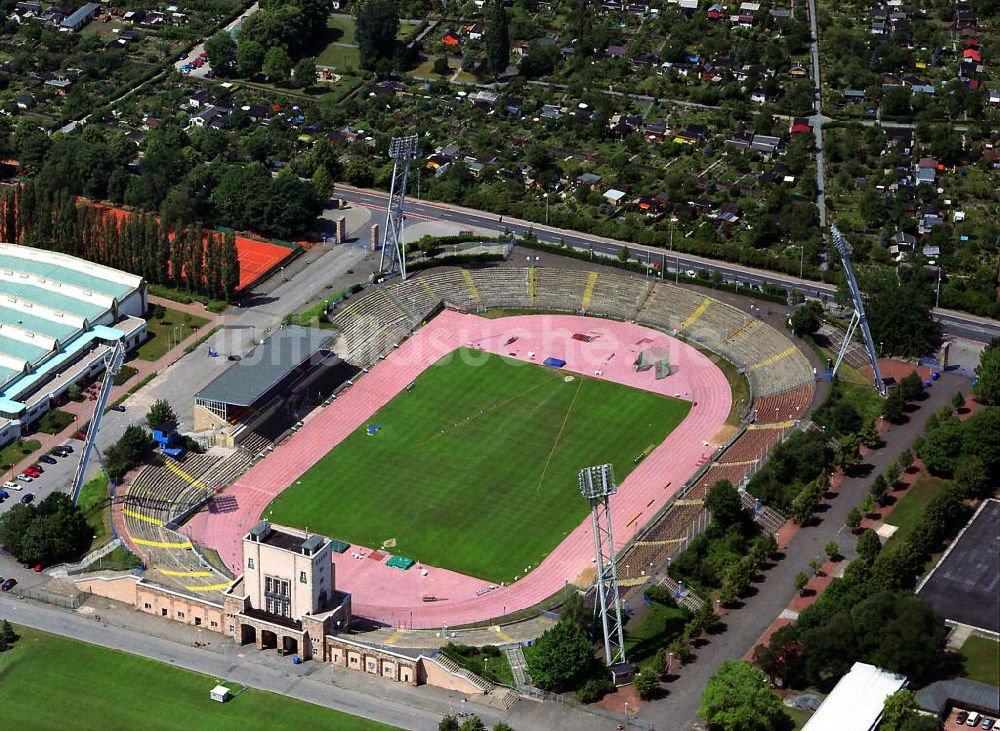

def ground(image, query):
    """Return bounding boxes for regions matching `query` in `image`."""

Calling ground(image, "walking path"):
[183,310,731,628]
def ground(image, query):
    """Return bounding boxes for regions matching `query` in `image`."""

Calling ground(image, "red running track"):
[182,311,731,627]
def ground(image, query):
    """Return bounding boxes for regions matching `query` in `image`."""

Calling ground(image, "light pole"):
[670,217,680,284]
[935,264,942,308]
[799,242,804,279]
[624,701,630,728]
[544,192,549,226]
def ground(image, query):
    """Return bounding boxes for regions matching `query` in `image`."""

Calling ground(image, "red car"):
[29,463,43,473]
[33,564,44,572]
[22,467,40,478]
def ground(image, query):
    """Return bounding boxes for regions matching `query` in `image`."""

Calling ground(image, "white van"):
[967,712,982,726]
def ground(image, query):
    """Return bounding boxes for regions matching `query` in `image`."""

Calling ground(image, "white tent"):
[210,685,231,703]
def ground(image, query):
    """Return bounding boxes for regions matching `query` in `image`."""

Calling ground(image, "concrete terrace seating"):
[636,282,708,331]
[383,276,444,322]
[586,273,651,319]
[753,382,815,423]
[467,268,532,309]
[689,462,756,498]
[331,286,416,365]
[414,268,478,309]
[529,268,591,312]
[717,427,784,464]
[747,345,813,397]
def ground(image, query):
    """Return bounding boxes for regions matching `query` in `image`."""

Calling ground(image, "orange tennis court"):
[233,235,297,292]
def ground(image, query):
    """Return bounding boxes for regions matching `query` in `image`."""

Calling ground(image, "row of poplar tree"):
[0,183,240,301]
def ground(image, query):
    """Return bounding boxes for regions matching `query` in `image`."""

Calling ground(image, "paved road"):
[335,185,1000,343]
[806,0,828,252]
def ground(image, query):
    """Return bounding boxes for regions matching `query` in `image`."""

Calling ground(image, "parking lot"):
[0,439,84,518]
[946,709,998,730]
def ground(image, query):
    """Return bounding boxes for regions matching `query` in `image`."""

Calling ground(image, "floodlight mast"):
[830,224,887,396]
[579,464,627,667]
[71,340,125,502]
[378,135,419,281]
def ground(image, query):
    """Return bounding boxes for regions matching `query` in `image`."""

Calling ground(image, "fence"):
[12,585,84,610]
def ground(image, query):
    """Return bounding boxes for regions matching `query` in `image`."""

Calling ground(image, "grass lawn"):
[0,438,41,468]
[0,626,396,731]
[77,474,112,550]
[440,644,515,687]
[84,545,144,571]
[784,705,813,730]
[958,635,1000,686]
[316,43,360,69]
[37,408,74,435]
[267,348,689,582]
[325,14,357,44]
[884,473,948,547]
[623,600,690,666]
[138,306,210,362]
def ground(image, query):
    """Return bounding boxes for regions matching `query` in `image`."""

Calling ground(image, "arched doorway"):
[260,629,278,650]
[240,624,257,646]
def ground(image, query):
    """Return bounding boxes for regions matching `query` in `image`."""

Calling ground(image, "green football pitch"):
[0,627,396,731]
[266,348,690,582]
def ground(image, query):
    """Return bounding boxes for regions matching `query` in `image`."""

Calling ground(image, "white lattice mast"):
[579,464,626,667]
[830,224,887,396]
[378,135,419,281]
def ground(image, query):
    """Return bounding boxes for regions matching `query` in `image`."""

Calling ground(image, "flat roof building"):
[803,663,908,731]
[0,243,146,446]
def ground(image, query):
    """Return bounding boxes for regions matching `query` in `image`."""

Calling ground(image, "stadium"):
[143,264,817,630]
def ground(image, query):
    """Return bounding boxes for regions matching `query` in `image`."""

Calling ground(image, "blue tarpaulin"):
[543,357,566,368]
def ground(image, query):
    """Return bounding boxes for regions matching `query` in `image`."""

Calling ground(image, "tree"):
[794,571,808,594]
[117,425,155,465]
[356,0,399,70]
[835,433,863,473]
[899,715,943,731]
[859,493,876,517]
[146,399,178,432]
[439,716,460,731]
[458,717,486,731]
[974,337,1000,405]
[0,493,92,565]
[952,391,965,411]
[954,455,988,499]
[898,447,914,473]
[484,0,510,76]
[699,660,787,731]
[492,725,514,731]
[856,529,882,565]
[561,590,591,633]
[1,619,17,646]
[262,46,292,83]
[432,56,450,75]
[882,689,919,731]
[885,462,901,488]
[898,371,925,402]
[237,39,266,77]
[525,618,594,692]
[204,31,237,74]
[863,267,940,358]
[790,300,823,338]
[312,165,335,201]
[67,383,82,400]
[293,57,317,89]
[870,474,889,505]
[824,540,839,560]
[705,479,743,529]
[883,389,906,423]
[634,668,659,700]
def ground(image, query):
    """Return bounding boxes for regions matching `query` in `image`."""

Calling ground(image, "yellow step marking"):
[383,628,406,645]
[580,271,598,311]
[185,582,230,592]
[491,626,517,643]
[618,577,650,587]
[123,508,164,526]
[673,499,704,506]
[527,267,537,306]
[748,345,797,371]
[727,319,755,342]
[461,269,482,307]
[421,278,437,300]
[715,459,760,467]
[133,537,192,549]
[680,299,711,331]
[633,539,684,546]
[747,421,796,430]
[160,569,213,577]
[164,459,212,493]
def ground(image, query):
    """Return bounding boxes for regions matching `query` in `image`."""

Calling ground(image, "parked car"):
[982,718,995,730]
[0,490,7,500]
[3,481,17,489]
[29,463,43,473]
[957,712,969,725]
[39,455,57,465]
[111,404,126,412]
[33,564,43,572]
[227,354,242,361]
[20,493,33,503]
[60,444,74,453]
[1,578,16,591]
[16,473,33,482]
[22,467,40,478]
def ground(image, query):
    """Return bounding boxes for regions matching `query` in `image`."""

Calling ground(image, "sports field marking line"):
[164,459,213,494]
[133,537,192,549]
[185,582,230,592]
[461,269,483,307]
[580,271,599,311]
[748,345,797,371]
[535,377,584,492]
[679,298,711,331]
[416,372,562,447]
[747,421,796,430]
[122,508,165,526]
[160,569,213,577]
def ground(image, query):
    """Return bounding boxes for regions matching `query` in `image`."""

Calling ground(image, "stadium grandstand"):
[193,325,358,449]
[0,243,146,448]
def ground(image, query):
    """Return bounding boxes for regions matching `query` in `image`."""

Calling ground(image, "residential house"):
[750,88,767,104]
[707,3,725,20]
[750,134,781,158]
[608,113,642,139]
[44,78,72,94]
[842,89,866,105]
[889,231,916,259]
[789,63,808,78]
[442,30,461,46]
[603,189,627,207]
[789,117,810,135]
[540,104,563,121]
[918,206,944,234]
[736,2,760,26]
[673,125,707,145]
[902,75,935,94]
[466,23,483,40]
[59,2,98,31]
[605,45,628,59]
[725,130,753,151]
[643,119,668,142]
[576,172,603,190]
[188,90,214,109]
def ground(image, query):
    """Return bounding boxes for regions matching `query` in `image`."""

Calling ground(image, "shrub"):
[575,676,614,704]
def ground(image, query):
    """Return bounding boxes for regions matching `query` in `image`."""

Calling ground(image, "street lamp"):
[799,242,805,279]
[544,192,549,226]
